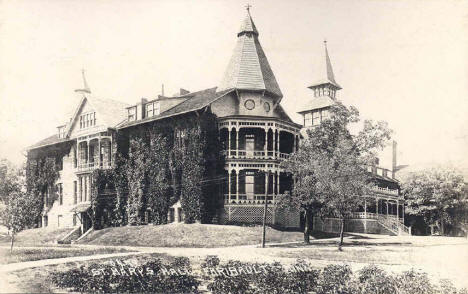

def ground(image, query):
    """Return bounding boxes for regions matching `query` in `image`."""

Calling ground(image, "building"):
[298,41,408,235]
[27,8,408,239]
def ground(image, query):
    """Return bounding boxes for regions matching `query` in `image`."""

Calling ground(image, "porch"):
[76,132,113,173]
[219,118,300,160]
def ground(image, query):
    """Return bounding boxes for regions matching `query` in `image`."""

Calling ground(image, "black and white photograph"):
[0,0,467,293]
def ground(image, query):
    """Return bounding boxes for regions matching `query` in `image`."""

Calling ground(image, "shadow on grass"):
[269,232,412,248]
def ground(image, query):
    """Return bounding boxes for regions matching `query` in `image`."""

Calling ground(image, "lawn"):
[77,223,303,247]
[0,227,72,246]
[0,246,134,264]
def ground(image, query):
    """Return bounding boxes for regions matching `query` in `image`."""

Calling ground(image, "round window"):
[263,102,271,112]
[244,99,255,110]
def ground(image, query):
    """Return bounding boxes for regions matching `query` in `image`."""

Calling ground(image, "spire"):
[308,41,341,91]
[74,69,91,94]
[218,7,282,98]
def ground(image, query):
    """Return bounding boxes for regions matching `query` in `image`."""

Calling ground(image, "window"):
[58,183,63,205]
[304,112,312,127]
[146,102,160,118]
[128,107,136,121]
[73,181,77,204]
[321,109,329,120]
[312,111,321,126]
[79,112,96,129]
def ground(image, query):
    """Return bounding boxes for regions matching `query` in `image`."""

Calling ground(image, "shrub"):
[51,257,199,294]
[394,269,435,294]
[285,259,320,294]
[357,265,396,294]
[317,264,355,294]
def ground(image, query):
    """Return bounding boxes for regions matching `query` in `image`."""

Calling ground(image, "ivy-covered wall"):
[88,110,224,227]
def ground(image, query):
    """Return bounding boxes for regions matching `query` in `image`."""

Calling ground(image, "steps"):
[377,215,411,236]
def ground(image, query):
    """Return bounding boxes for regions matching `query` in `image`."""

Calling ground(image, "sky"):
[0,0,467,176]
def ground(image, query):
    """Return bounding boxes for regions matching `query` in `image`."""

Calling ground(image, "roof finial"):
[245,4,252,13]
[74,69,91,94]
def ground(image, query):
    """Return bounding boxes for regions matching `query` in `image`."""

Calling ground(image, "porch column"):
[227,128,231,157]
[364,198,367,218]
[277,131,281,154]
[293,134,296,153]
[264,171,268,201]
[386,199,389,215]
[98,139,102,167]
[228,169,231,202]
[396,200,399,220]
[87,140,90,167]
[277,172,280,195]
[264,129,268,155]
[376,197,379,215]
[236,128,239,151]
[236,169,239,201]
[402,204,405,224]
[273,170,276,200]
[273,129,276,158]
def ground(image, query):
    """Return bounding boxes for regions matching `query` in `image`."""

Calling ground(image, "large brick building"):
[27,9,408,239]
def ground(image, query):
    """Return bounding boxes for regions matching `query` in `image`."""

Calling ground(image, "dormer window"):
[128,107,137,121]
[146,102,160,118]
[57,126,66,138]
[79,112,96,129]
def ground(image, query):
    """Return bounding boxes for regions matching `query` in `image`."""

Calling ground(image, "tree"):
[1,191,38,251]
[401,167,466,236]
[281,102,392,249]
[0,159,22,203]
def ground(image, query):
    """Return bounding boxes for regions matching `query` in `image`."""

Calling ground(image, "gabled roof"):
[121,87,234,129]
[308,42,341,90]
[65,95,130,137]
[218,10,282,98]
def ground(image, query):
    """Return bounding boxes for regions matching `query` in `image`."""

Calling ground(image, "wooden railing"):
[224,194,278,205]
[372,186,399,195]
[77,161,112,172]
[222,150,291,160]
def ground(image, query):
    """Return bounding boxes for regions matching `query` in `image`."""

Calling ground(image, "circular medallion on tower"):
[244,99,255,110]
[263,102,270,112]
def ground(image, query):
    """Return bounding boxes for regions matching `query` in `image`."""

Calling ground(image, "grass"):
[77,223,303,247]
[0,227,72,246]
[0,247,134,264]
[4,253,173,293]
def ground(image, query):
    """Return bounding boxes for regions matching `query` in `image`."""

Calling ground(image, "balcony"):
[371,186,399,196]
[76,161,112,173]
[223,150,291,160]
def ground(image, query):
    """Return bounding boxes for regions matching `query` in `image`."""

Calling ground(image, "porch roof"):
[70,203,91,213]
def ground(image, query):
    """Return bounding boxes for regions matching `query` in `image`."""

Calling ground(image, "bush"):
[51,257,199,294]
[357,265,396,294]
[394,269,435,294]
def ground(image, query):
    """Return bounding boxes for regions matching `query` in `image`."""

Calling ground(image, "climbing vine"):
[25,156,59,226]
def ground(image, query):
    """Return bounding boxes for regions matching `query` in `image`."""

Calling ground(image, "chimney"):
[137,98,148,120]
[161,84,165,96]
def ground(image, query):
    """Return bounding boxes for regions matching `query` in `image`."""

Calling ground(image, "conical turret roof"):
[309,41,341,90]
[218,9,282,98]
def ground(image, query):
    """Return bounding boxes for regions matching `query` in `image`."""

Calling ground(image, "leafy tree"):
[401,167,466,235]
[0,158,22,203]
[1,190,38,251]
[281,102,391,249]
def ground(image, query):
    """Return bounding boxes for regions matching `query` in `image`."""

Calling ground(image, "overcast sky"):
[1,0,467,174]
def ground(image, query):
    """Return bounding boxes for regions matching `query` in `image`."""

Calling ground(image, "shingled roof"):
[218,10,282,98]
[28,134,69,150]
[309,42,341,90]
[121,87,234,128]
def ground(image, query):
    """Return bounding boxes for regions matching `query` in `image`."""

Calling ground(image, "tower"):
[298,41,341,127]
[218,7,282,116]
